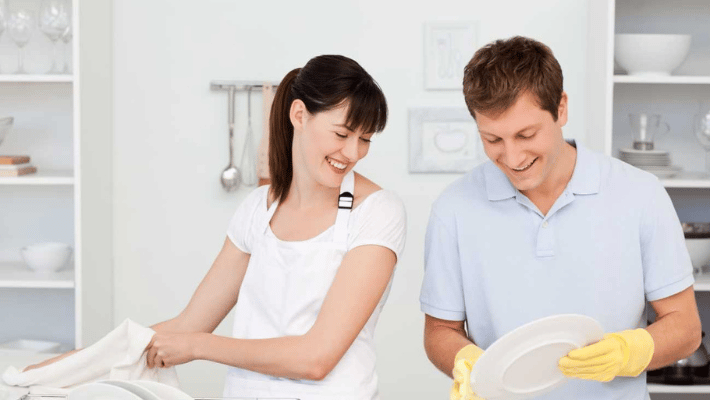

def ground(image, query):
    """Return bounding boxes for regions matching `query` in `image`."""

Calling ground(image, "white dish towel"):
[2,318,179,395]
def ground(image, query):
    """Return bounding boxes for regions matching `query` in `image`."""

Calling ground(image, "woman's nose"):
[342,136,360,161]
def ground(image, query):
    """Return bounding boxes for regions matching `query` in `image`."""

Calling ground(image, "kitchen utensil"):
[220,86,241,192]
[61,23,72,74]
[614,34,692,77]
[7,9,33,74]
[21,242,72,274]
[0,116,14,146]
[628,113,669,151]
[240,87,257,187]
[654,332,710,384]
[470,314,604,400]
[685,235,710,272]
[38,0,69,73]
[694,109,710,172]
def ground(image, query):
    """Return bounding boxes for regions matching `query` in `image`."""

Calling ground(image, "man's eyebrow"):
[479,123,541,137]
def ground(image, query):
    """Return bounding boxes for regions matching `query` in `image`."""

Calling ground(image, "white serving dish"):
[0,116,13,146]
[20,242,73,274]
[615,34,692,77]
[0,339,62,353]
[686,237,710,269]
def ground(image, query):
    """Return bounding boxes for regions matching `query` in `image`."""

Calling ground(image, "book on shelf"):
[0,155,30,165]
[0,165,37,177]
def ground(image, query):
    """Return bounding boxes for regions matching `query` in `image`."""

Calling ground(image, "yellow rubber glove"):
[558,328,655,382]
[451,344,485,400]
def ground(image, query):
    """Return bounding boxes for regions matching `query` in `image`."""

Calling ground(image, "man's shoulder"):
[433,162,491,211]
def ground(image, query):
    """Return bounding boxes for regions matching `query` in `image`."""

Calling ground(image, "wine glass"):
[694,109,710,173]
[7,10,33,74]
[0,1,7,74]
[38,0,69,74]
[60,23,72,74]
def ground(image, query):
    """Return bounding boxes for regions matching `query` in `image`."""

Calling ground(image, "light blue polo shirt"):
[420,141,694,400]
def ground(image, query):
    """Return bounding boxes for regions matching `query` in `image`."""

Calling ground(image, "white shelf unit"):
[0,0,83,350]
[586,0,710,397]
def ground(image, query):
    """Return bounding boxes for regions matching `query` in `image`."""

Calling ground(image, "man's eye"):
[360,137,372,143]
[335,132,347,138]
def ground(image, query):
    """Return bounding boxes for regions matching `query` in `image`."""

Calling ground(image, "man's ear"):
[290,99,307,132]
[557,91,569,127]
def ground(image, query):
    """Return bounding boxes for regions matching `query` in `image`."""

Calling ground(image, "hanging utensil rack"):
[210,80,279,92]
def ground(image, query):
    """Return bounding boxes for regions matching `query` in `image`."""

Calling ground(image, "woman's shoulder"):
[353,172,382,208]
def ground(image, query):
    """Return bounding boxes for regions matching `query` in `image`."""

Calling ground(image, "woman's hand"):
[145,331,203,368]
[23,349,81,372]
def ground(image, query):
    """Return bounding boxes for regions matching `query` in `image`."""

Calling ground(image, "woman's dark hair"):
[269,54,388,202]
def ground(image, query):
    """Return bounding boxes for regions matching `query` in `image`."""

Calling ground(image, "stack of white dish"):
[67,380,193,400]
[618,148,681,178]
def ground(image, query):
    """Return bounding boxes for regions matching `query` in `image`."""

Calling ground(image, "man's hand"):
[450,344,485,400]
[558,329,654,382]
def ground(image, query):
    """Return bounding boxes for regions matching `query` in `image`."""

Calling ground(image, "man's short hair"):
[463,36,563,121]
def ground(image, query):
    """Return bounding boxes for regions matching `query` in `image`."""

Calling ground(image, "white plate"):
[68,382,143,400]
[100,380,161,400]
[470,314,604,400]
[132,380,194,400]
[619,148,670,155]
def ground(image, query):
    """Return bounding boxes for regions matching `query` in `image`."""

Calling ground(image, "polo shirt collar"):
[484,139,601,201]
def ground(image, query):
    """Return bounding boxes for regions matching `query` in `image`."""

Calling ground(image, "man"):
[420,36,701,400]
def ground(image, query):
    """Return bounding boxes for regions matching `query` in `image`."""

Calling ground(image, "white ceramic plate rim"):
[100,380,162,400]
[132,380,194,400]
[68,382,143,400]
[470,314,604,400]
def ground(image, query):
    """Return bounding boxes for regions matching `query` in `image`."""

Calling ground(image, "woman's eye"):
[486,138,501,144]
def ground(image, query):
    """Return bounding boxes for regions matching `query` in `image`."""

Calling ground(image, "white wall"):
[112,1,589,398]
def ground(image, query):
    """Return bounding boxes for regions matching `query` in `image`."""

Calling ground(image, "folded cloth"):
[2,319,179,393]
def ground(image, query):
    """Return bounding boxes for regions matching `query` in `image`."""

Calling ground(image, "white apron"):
[224,171,381,400]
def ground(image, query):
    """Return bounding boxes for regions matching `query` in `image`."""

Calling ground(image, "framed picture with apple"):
[408,107,486,173]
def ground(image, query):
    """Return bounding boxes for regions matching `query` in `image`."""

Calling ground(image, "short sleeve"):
[419,203,466,321]
[641,180,694,301]
[347,190,407,262]
[226,185,269,253]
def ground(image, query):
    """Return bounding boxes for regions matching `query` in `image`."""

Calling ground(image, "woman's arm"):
[152,237,251,334]
[149,244,396,380]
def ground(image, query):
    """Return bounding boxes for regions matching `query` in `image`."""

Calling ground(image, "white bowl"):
[686,238,710,269]
[615,34,692,77]
[21,242,73,274]
[0,116,13,147]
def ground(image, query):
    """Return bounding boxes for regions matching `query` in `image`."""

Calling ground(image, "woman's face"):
[291,100,373,189]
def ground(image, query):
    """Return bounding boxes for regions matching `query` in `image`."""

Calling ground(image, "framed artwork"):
[423,21,478,89]
[408,107,486,173]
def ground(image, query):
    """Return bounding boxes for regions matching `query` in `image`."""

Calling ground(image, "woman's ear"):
[289,99,307,132]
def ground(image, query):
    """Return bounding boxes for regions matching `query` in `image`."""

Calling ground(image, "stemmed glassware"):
[7,9,33,74]
[694,108,710,173]
[0,1,7,74]
[38,0,69,74]
[61,23,72,73]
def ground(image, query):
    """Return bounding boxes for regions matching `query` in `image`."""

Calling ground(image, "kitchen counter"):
[0,350,60,400]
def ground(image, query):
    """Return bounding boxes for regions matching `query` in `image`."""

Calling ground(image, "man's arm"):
[424,314,475,378]
[647,286,702,370]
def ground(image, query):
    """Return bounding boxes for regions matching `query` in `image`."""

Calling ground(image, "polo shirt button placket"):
[537,218,555,257]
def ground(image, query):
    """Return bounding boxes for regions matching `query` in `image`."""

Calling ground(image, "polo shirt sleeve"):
[420,205,466,321]
[226,185,268,254]
[641,180,694,301]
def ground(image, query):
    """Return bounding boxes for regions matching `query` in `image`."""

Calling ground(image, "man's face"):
[475,91,568,194]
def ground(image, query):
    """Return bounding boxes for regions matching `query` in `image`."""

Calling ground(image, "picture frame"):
[423,21,478,90]
[408,107,486,173]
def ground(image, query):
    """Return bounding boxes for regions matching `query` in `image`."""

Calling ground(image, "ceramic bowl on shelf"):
[686,237,710,272]
[614,34,692,77]
[20,242,73,274]
[0,116,14,146]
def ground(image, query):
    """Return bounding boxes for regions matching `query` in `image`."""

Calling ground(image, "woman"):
[145,54,406,399]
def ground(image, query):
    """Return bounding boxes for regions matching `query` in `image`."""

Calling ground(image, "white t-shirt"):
[227,185,407,261]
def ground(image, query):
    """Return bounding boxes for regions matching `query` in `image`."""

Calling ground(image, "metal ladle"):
[220,86,241,191]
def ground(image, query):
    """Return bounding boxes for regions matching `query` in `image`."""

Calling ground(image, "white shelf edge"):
[614,75,710,84]
[0,170,74,185]
[648,383,710,393]
[0,262,75,289]
[0,74,73,83]
[662,179,710,189]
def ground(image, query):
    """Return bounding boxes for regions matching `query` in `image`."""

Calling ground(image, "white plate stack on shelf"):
[618,148,681,179]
